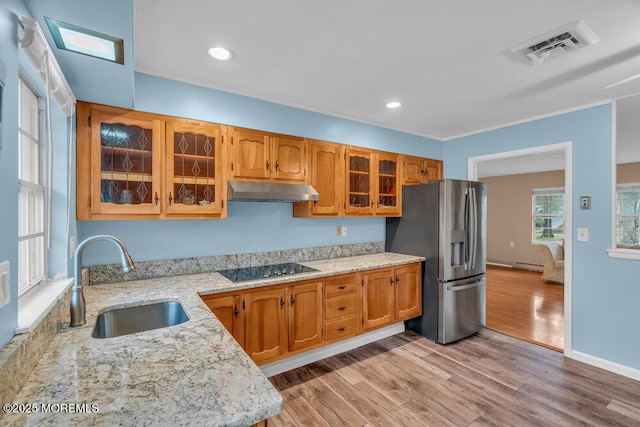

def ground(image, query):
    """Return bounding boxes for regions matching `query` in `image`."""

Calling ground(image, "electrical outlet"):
[0,261,9,309]
[341,226,348,237]
[509,241,515,248]
[336,226,342,236]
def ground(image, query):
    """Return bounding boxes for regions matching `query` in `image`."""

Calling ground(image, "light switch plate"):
[577,228,589,242]
[0,261,9,309]
[341,226,348,237]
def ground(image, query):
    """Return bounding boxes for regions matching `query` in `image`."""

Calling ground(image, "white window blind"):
[532,187,565,242]
[18,77,46,295]
[616,183,640,249]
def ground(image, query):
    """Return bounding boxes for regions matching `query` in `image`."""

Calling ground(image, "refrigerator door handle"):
[446,279,484,292]
[464,188,471,270]
[469,187,478,271]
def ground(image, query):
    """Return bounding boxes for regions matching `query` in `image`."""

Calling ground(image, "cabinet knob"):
[154,192,159,206]
[266,160,270,171]
[290,295,295,306]
[337,306,346,311]
[390,277,394,286]
[337,285,346,290]
[234,305,239,318]
[280,297,285,308]
[337,327,346,332]
[168,192,173,205]
[395,276,400,284]
[275,160,279,171]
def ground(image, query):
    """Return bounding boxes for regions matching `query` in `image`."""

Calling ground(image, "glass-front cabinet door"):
[90,108,162,216]
[165,119,224,216]
[345,147,374,215]
[376,152,400,216]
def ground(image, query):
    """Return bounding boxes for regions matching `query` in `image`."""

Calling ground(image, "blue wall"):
[444,105,640,371]
[0,0,76,348]
[76,73,442,265]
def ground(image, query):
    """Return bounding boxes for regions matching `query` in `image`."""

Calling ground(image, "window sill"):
[607,249,640,261]
[17,278,73,334]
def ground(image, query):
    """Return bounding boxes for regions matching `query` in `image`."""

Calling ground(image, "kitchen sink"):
[92,301,189,339]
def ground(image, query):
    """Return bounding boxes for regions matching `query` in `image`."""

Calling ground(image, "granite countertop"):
[2,252,423,426]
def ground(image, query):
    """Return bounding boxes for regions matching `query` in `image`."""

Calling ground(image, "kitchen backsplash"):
[89,242,385,285]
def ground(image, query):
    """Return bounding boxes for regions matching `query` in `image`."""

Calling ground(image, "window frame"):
[532,187,566,243]
[17,74,47,296]
[615,183,640,249]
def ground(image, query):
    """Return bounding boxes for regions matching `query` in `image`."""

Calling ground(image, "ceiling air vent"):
[510,20,599,65]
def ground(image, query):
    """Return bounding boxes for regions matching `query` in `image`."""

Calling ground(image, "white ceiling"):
[133,0,640,141]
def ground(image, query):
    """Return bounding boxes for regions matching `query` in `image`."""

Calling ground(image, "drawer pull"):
[337,306,347,311]
[337,285,347,290]
[337,327,346,332]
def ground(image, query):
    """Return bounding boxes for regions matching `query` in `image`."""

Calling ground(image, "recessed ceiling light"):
[208,47,233,61]
[385,101,403,109]
[602,73,640,90]
[44,17,124,64]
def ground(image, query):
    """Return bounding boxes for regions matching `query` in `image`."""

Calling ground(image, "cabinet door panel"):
[346,147,374,215]
[288,282,323,351]
[272,136,306,182]
[244,288,287,363]
[203,295,244,348]
[165,119,224,215]
[90,108,162,216]
[324,274,358,298]
[231,129,270,179]
[325,295,357,321]
[403,155,426,184]
[311,140,343,215]
[394,264,422,321]
[376,152,400,216]
[325,316,357,341]
[424,159,443,182]
[362,270,394,330]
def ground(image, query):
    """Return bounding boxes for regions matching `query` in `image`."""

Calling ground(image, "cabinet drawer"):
[325,296,357,320]
[325,317,357,341]
[325,277,358,298]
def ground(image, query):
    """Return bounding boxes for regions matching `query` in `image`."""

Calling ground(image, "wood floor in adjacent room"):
[486,265,564,351]
[269,330,640,426]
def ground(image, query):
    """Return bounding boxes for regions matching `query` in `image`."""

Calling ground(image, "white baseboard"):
[260,323,405,377]
[566,350,640,381]
[486,261,512,268]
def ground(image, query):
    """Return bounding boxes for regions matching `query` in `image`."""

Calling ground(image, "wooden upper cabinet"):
[165,118,225,216]
[229,128,307,182]
[77,103,163,219]
[393,263,422,321]
[202,294,245,348]
[230,128,271,179]
[345,147,375,215]
[375,151,401,216]
[77,102,227,220]
[287,281,323,352]
[271,135,306,182]
[244,287,287,364]
[402,155,443,185]
[294,139,344,217]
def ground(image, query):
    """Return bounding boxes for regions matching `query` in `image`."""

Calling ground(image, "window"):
[616,184,640,249]
[18,76,46,295]
[532,188,565,242]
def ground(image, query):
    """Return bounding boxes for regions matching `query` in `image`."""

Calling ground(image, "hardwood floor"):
[486,265,564,351]
[269,330,640,426]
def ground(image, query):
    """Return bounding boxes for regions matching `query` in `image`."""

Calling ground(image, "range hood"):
[227,180,319,202]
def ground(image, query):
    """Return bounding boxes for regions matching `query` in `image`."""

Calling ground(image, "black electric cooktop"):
[217,262,318,283]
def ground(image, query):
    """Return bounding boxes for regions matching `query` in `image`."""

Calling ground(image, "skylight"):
[44,17,124,65]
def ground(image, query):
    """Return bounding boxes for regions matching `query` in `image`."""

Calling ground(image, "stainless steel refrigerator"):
[386,179,486,344]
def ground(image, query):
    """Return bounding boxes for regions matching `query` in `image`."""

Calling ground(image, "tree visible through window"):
[616,184,640,249]
[532,188,565,242]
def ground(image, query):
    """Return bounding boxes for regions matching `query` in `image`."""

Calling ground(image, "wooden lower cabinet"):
[287,281,323,352]
[362,263,422,332]
[244,288,287,364]
[202,294,244,347]
[202,262,421,365]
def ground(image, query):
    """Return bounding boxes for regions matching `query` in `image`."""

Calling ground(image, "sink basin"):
[92,301,189,339]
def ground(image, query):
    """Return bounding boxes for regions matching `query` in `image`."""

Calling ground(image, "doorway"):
[468,142,572,355]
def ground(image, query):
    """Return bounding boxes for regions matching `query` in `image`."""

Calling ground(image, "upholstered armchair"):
[534,241,565,284]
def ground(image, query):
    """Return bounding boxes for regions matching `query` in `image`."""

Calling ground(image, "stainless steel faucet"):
[70,235,136,327]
